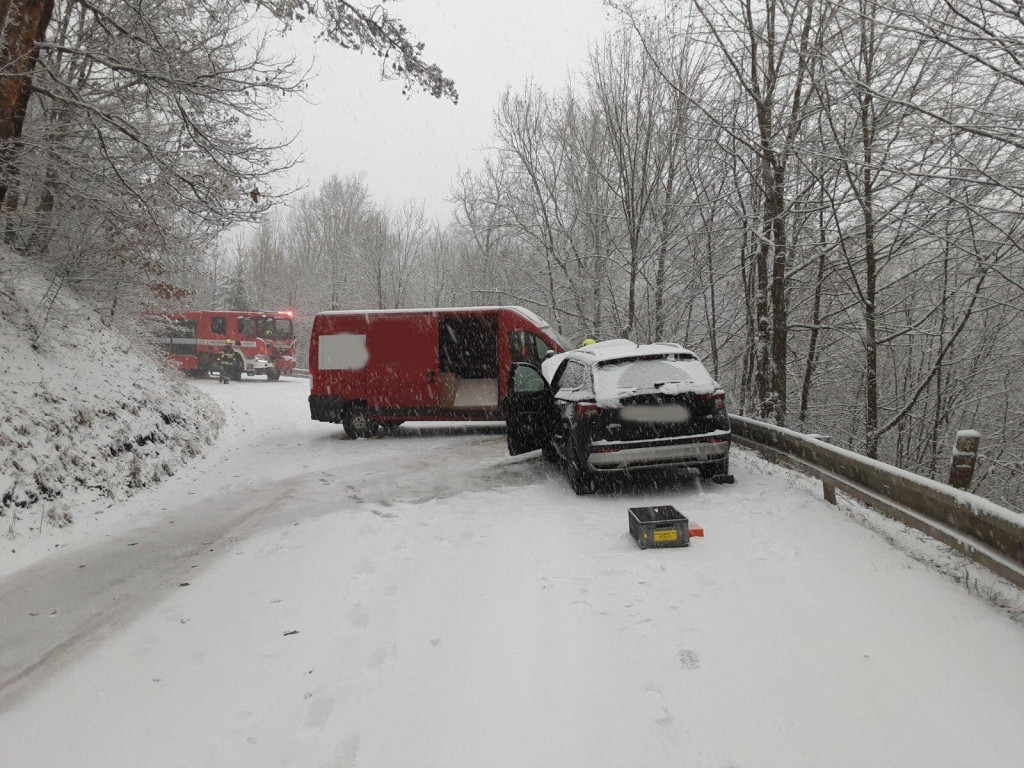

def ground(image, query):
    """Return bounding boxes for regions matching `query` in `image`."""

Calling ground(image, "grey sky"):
[275,0,614,220]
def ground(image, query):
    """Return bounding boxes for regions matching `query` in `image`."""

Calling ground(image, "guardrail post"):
[822,481,837,505]
[807,434,838,504]
[948,430,981,490]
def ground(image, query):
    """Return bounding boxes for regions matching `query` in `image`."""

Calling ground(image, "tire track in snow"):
[0,433,517,711]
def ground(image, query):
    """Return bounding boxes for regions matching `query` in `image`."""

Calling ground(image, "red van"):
[308,307,568,437]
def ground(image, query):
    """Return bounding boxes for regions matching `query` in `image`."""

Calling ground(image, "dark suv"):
[505,340,731,494]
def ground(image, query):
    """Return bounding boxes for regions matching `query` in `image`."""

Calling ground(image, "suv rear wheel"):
[566,451,597,495]
[698,456,729,480]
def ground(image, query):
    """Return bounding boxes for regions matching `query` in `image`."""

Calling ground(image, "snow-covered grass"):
[0,263,222,545]
[741,450,1024,625]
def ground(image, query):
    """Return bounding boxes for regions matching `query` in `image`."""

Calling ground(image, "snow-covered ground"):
[0,266,221,544]
[2,376,1024,767]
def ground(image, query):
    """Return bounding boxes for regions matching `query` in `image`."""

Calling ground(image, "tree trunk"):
[860,5,879,458]
[0,0,56,206]
[655,156,676,341]
[799,245,826,425]
[768,164,789,426]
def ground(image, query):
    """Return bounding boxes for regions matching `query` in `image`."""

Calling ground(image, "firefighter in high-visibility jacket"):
[218,340,238,384]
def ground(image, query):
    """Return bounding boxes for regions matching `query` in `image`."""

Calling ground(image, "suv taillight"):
[576,402,601,420]
[698,392,726,413]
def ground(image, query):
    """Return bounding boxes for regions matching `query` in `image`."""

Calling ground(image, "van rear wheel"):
[343,407,376,439]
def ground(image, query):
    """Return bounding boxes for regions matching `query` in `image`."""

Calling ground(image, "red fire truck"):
[149,309,298,380]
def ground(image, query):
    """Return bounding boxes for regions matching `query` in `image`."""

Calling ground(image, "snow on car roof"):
[540,340,701,382]
[574,339,697,362]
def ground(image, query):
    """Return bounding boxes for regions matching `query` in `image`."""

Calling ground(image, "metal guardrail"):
[730,415,1024,589]
[291,368,310,378]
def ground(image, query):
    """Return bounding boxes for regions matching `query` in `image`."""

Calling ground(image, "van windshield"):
[546,328,570,351]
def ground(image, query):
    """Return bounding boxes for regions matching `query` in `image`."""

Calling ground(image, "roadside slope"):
[0,265,222,559]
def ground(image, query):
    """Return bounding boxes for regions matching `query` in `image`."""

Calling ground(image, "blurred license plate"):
[653,528,678,542]
[620,404,691,423]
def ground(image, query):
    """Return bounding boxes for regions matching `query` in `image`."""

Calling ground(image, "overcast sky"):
[272,0,616,220]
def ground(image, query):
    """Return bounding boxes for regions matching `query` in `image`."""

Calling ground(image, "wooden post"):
[948,430,980,491]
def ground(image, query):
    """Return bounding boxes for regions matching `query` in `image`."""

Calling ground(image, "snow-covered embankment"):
[0,268,221,545]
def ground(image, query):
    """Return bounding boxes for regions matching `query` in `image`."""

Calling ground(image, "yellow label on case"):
[653,528,678,542]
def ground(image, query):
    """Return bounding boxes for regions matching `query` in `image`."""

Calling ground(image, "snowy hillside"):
[0,265,222,540]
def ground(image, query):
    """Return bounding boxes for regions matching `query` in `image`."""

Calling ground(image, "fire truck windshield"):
[259,317,294,341]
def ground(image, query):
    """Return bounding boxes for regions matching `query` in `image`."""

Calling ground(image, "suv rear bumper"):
[587,431,730,471]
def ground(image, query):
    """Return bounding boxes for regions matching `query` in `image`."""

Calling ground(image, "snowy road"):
[2,376,1023,767]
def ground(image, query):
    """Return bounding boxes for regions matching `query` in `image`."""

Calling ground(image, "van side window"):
[211,317,226,335]
[510,331,554,367]
[238,317,256,338]
[535,336,552,358]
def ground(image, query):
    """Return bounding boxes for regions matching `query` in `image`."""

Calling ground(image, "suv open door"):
[505,363,554,455]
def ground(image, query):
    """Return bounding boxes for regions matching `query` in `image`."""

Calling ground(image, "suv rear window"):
[594,355,715,398]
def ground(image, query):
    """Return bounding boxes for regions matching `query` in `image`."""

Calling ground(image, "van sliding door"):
[366,315,440,411]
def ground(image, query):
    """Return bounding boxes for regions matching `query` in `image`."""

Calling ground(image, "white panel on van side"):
[453,378,498,408]
[319,333,369,371]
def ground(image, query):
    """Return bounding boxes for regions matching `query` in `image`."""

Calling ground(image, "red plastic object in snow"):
[688,523,704,538]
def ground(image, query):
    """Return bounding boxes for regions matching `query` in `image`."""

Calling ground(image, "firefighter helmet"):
[581,338,596,347]
[225,339,234,347]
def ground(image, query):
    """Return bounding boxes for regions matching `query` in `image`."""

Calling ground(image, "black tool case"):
[628,505,690,549]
